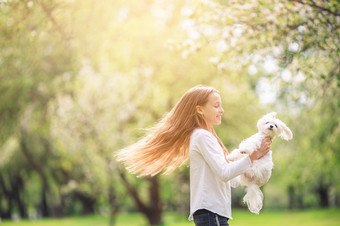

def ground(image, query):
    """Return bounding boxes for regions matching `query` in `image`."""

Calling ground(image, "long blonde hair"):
[116,85,229,176]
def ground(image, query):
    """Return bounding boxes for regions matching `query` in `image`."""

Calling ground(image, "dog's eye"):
[275,124,278,128]
[265,122,269,124]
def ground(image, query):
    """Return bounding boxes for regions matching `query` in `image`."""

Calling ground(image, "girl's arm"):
[195,131,252,182]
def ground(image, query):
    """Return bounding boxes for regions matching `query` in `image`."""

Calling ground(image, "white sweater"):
[189,128,252,220]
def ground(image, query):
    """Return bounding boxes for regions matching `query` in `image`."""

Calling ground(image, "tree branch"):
[117,167,148,213]
[19,128,49,191]
[292,0,340,17]
[0,174,10,196]
[37,0,68,40]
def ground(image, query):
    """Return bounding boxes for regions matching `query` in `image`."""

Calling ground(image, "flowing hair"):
[116,85,229,177]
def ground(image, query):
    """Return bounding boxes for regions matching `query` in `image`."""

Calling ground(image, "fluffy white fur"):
[227,112,293,214]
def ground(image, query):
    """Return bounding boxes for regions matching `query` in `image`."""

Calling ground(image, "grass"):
[231,208,340,226]
[1,208,340,226]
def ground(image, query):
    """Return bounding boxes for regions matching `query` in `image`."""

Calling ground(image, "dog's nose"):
[270,125,273,129]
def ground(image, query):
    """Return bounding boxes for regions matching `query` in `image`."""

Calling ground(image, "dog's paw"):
[227,149,242,162]
[230,176,241,188]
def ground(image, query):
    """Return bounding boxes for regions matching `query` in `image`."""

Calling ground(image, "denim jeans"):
[193,209,229,226]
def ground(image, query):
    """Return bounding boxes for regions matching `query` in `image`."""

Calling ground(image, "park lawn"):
[230,208,340,226]
[1,208,340,226]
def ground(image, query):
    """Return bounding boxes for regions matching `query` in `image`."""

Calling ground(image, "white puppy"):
[228,112,293,214]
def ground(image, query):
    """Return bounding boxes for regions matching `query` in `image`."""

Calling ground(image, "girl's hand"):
[249,136,272,162]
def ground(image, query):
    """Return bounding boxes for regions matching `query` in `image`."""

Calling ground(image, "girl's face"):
[197,92,224,130]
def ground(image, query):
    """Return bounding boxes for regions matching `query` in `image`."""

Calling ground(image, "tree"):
[175,0,339,208]
[0,0,78,218]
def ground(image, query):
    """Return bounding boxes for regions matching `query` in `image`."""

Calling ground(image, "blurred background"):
[0,0,339,225]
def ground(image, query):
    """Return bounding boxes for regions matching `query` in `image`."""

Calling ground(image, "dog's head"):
[257,112,293,140]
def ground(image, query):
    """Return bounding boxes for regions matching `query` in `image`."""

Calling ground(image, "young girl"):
[117,85,271,225]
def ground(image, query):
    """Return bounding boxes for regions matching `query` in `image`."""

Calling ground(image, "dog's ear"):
[277,120,293,140]
[268,112,277,118]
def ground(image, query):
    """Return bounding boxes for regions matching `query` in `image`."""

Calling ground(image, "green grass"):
[1,209,340,226]
[231,208,340,226]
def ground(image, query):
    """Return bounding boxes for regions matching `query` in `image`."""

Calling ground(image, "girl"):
[117,85,271,225]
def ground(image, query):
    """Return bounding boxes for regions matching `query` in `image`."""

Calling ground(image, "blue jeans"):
[193,209,229,226]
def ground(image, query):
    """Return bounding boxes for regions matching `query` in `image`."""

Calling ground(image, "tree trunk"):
[1,196,13,219]
[146,176,162,225]
[118,169,163,225]
[52,205,65,218]
[288,185,295,209]
[317,183,329,207]
[288,184,304,209]
[12,176,26,218]
[41,185,49,217]
[73,192,96,215]
[109,183,120,226]
[0,173,11,219]
[0,173,27,219]
[19,129,57,217]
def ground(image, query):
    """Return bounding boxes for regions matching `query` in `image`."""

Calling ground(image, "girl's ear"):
[278,121,293,140]
[196,105,203,115]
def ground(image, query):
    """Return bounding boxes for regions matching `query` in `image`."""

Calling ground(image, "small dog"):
[228,112,293,214]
